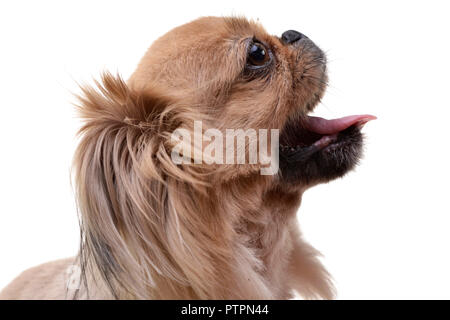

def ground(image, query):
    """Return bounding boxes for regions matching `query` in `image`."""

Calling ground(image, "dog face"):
[129,16,372,188]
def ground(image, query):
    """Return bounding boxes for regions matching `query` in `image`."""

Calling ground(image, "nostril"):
[281,30,306,44]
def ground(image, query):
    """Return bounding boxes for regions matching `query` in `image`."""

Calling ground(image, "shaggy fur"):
[0,16,348,300]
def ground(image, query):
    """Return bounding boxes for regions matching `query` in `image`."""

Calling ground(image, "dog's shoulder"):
[0,257,75,300]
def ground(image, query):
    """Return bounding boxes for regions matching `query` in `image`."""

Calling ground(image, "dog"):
[0,16,375,299]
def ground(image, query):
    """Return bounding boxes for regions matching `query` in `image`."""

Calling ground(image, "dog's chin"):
[278,123,363,186]
[277,109,375,187]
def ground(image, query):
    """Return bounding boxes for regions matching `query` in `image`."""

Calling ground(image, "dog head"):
[126,16,373,188]
[73,16,374,299]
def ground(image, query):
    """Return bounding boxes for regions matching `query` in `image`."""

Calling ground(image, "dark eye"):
[247,41,271,67]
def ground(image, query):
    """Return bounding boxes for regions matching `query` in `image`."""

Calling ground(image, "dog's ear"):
[74,72,169,181]
[72,73,202,298]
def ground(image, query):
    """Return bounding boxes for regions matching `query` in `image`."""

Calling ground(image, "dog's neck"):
[75,176,304,299]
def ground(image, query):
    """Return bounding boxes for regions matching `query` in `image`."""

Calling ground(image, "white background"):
[1,0,449,299]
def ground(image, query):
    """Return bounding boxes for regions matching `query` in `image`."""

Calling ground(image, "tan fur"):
[1,16,335,300]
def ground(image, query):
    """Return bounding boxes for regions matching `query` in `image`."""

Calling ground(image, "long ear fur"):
[72,73,209,299]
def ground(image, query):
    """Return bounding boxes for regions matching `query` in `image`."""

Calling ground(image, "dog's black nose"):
[281,30,306,44]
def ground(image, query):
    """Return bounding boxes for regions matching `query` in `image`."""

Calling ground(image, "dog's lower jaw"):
[278,116,371,186]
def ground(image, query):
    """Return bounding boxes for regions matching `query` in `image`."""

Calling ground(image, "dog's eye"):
[247,42,271,67]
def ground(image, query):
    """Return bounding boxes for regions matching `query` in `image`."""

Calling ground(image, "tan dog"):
[0,16,375,299]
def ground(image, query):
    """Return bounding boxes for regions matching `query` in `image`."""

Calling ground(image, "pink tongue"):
[305,114,377,135]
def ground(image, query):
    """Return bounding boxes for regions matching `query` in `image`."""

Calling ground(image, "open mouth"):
[279,114,376,183]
